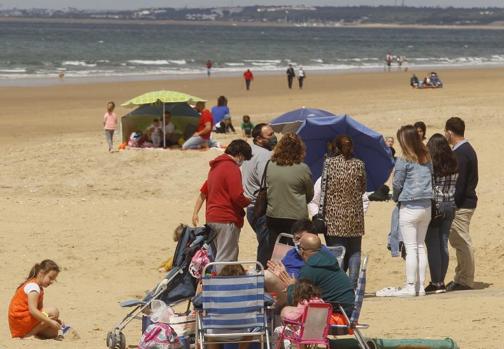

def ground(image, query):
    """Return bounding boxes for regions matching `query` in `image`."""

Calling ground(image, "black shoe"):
[425,282,446,294]
[446,281,472,292]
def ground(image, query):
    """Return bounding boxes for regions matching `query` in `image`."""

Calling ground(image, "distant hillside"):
[2,5,504,26]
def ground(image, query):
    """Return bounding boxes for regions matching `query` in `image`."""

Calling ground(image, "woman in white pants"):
[391,125,433,297]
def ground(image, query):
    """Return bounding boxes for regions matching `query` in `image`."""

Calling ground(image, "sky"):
[1,0,504,10]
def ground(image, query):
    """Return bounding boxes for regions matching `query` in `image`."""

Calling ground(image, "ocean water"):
[2,21,504,81]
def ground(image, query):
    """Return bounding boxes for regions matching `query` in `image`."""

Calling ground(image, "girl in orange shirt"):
[8,259,63,338]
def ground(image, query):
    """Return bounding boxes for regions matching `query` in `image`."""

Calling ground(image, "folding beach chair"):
[329,256,370,349]
[326,245,346,269]
[271,233,294,262]
[196,261,270,349]
[275,302,332,349]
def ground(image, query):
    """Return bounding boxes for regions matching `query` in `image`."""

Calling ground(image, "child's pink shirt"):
[104,112,118,130]
[281,297,324,322]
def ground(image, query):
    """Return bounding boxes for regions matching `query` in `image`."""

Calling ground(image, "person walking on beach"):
[206,60,212,77]
[444,117,478,292]
[241,123,277,267]
[286,64,295,89]
[298,67,306,89]
[243,69,254,91]
[182,101,213,150]
[8,260,64,339]
[191,140,252,269]
[103,101,117,152]
[391,125,433,297]
[424,134,458,294]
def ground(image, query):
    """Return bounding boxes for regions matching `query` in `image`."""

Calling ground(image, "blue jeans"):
[182,135,207,149]
[325,236,362,289]
[425,215,453,284]
[246,206,270,269]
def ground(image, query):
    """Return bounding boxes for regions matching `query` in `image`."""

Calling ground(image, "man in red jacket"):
[243,69,254,91]
[192,139,252,266]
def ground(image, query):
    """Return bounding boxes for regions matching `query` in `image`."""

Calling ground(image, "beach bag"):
[138,322,180,349]
[189,244,211,279]
[253,160,270,224]
[312,158,328,235]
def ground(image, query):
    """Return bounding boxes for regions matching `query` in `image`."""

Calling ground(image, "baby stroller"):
[106,225,216,349]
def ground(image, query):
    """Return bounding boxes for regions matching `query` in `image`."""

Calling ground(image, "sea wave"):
[0,68,27,73]
[62,61,97,67]
[127,60,170,65]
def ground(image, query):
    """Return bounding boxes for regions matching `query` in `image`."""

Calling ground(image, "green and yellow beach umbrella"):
[121,90,206,147]
[121,90,206,108]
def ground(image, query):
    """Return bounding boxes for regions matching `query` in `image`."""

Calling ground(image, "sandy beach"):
[1,67,504,348]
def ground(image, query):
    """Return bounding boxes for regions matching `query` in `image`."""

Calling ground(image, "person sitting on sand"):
[182,101,214,150]
[8,260,65,339]
[410,74,419,88]
[163,111,180,147]
[214,114,235,134]
[145,119,163,148]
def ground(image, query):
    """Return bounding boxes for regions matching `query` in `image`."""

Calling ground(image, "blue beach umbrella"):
[270,108,335,134]
[296,115,394,192]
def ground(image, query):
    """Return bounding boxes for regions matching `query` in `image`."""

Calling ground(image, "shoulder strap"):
[318,158,328,216]
[259,160,270,190]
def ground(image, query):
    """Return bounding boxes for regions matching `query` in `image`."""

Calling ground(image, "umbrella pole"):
[163,103,166,148]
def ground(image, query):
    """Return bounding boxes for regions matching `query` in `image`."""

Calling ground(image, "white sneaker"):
[391,284,416,297]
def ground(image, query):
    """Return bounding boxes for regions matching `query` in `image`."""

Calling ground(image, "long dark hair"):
[19,259,60,288]
[427,133,458,176]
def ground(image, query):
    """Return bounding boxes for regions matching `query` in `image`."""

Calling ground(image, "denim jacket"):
[392,157,433,202]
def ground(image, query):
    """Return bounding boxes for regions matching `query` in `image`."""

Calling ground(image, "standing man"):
[182,101,213,149]
[243,69,254,91]
[192,140,252,268]
[206,60,212,78]
[241,123,277,268]
[298,67,306,89]
[444,117,478,291]
[286,64,295,89]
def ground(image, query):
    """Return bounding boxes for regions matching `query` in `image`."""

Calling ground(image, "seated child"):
[280,279,323,322]
[159,224,187,272]
[8,260,64,339]
[214,115,235,134]
[241,115,254,138]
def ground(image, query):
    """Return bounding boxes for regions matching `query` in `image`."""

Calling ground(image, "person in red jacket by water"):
[243,69,254,91]
[192,139,253,268]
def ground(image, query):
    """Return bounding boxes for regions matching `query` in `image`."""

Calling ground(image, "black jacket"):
[453,141,478,209]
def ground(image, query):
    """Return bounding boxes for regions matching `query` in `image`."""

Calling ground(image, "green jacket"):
[288,249,355,315]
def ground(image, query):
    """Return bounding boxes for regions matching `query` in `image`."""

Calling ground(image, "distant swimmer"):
[385,52,393,72]
[206,60,212,77]
[58,71,65,79]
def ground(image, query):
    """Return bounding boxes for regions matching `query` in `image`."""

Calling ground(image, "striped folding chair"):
[329,256,370,349]
[196,261,270,349]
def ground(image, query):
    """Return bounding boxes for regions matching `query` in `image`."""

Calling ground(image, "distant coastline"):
[1,16,504,31]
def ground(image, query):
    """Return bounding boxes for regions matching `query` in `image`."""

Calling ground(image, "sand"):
[1,67,504,348]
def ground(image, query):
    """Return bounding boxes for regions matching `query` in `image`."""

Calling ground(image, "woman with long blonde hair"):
[391,125,433,297]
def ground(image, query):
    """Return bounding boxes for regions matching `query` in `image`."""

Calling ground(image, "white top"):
[298,69,305,78]
[164,122,175,134]
[23,282,41,295]
[308,177,370,217]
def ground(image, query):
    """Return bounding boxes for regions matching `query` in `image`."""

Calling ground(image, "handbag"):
[312,157,328,234]
[252,160,270,224]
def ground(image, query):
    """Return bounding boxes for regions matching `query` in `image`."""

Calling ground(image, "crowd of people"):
[11,92,477,340]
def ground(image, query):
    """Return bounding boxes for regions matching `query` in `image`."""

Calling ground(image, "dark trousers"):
[325,235,362,288]
[265,216,297,263]
[246,207,270,269]
[287,76,294,89]
[245,79,251,90]
[298,77,304,89]
[425,216,453,284]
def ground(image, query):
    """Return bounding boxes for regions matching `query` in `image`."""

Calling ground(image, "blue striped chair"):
[329,256,370,349]
[196,261,270,349]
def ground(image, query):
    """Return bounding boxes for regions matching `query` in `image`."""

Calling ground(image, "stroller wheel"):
[118,331,126,349]
[106,331,116,348]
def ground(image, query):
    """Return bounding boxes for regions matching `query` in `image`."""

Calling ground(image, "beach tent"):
[272,111,394,192]
[270,108,334,134]
[121,90,206,147]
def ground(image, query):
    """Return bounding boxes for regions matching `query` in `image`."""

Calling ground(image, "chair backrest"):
[271,233,294,262]
[201,262,265,330]
[299,302,333,341]
[326,246,346,269]
[349,256,368,325]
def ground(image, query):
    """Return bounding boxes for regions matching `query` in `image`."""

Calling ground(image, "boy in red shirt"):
[192,140,252,269]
